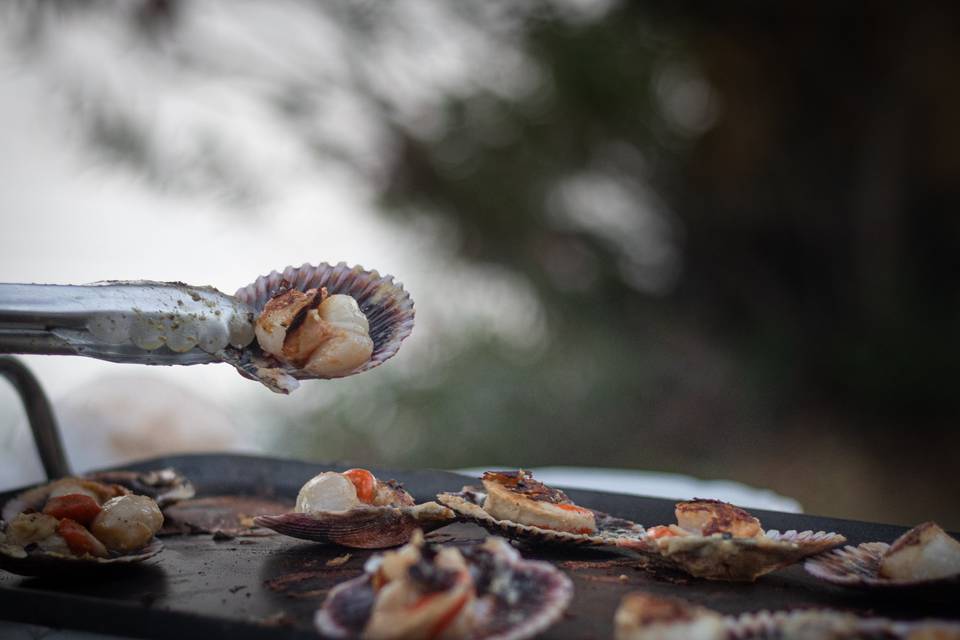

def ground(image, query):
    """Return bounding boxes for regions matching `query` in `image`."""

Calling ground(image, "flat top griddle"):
[0,453,955,639]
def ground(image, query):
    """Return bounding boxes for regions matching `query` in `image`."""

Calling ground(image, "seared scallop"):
[255,287,374,377]
[879,522,960,581]
[674,499,763,538]
[90,495,164,553]
[481,470,597,535]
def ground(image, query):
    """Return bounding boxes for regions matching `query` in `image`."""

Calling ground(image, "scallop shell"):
[0,531,163,577]
[315,538,573,640]
[437,487,649,553]
[254,503,455,549]
[84,468,195,507]
[804,541,960,593]
[615,591,960,640]
[0,479,164,576]
[650,529,846,582]
[727,608,960,639]
[234,262,415,380]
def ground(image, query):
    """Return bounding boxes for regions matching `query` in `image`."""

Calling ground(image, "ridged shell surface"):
[234,262,415,378]
[653,529,846,582]
[726,608,960,639]
[617,592,960,639]
[254,505,452,549]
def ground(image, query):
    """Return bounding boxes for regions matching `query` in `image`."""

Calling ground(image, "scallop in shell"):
[229,262,414,393]
[254,469,454,549]
[437,481,649,553]
[614,591,960,640]
[644,499,845,582]
[804,522,960,595]
[315,533,573,640]
[0,478,164,577]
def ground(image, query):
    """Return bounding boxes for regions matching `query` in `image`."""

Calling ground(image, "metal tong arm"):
[0,357,71,479]
[0,282,257,366]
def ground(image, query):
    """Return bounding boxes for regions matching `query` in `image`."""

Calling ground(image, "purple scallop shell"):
[234,262,415,379]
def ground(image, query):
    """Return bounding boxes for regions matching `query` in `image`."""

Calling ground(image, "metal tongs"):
[0,264,414,394]
[0,280,292,391]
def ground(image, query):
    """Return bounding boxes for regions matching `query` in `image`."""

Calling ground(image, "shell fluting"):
[652,529,847,582]
[617,592,960,639]
[254,507,448,549]
[234,262,415,378]
[726,608,960,639]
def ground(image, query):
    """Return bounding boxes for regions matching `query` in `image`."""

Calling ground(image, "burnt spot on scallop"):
[235,262,414,378]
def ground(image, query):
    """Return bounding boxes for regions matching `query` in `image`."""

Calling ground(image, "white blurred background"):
[0,1,546,487]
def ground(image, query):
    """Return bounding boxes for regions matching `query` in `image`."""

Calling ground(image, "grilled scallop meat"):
[481,470,597,535]
[615,593,725,640]
[675,499,763,538]
[255,287,374,378]
[90,495,164,553]
[879,522,960,581]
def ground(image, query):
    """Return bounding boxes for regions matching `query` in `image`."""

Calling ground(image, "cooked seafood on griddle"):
[437,470,647,551]
[614,591,960,640]
[255,468,454,548]
[615,592,725,640]
[315,531,573,640]
[645,499,844,581]
[880,521,960,581]
[805,521,960,591]
[480,470,597,535]
[0,477,164,574]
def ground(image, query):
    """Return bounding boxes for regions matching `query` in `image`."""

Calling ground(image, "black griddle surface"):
[0,453,955,639]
